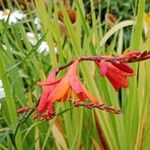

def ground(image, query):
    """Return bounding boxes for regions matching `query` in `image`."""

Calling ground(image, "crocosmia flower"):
[17,51,150,121]
[96,60,134,91]
[36,59,100,120]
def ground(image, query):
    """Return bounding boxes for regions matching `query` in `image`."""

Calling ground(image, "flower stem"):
[57,50,150,74]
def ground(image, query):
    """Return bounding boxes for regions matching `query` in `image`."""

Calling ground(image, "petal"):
[106,67,128,91]
[37,80,61,86]
[37,69,58,112]
[61,87,72,102]
[46,69,58,82]
[69,76,98,103]
[37,98,48,113]
[70,76,99,103]
[48,78,70,103]
[69,76,87,101]
[66,59,79,76]
[69,59,99,103]
[112,62,134,76]
[99,60,108,76]
[107,73,128,91]
[47,103,55,116]
[107,62,132,77]
[96,61,129,91]
[37,69,58,88]
[67,59,87,101]
[81,84,99,103]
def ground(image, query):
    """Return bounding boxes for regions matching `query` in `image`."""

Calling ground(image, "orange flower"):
[96,60,134,91]
[36,59,99,120]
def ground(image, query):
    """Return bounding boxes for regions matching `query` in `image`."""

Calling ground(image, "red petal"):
[70,75,99,103]
[37,98,48,113]
[99,60,108,76]
[37,69,58,113]
[106,72,128,91]
[71,77,99,103]
[68,59,99,103]
[96,61,130,91]
[46,69,58,82]
[69,76,87,101]
[112,62,134,76]
[66,59,79,76]
[67,59,88,101]
[107,62,131,77]
[106,63,129,91]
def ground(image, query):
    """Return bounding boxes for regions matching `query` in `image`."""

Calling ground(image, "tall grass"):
[0,0,150,149]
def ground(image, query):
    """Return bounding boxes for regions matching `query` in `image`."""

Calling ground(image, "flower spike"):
[33,59,122,120]
[17,51,150,122]
[116,51,150,63]
[73,100,122,114]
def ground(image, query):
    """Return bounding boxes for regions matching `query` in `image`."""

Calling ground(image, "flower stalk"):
[57,51,150,73]
[73,101,122,114]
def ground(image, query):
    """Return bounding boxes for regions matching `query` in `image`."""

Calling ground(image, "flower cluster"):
[17,51,150,121]
[34,59,104,120]
[0,9,26,24]
[26,32,58,55]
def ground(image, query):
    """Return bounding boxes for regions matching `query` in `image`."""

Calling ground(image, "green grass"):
[0,0,150,149]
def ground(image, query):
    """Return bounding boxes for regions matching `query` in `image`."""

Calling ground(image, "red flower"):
[96,60,134,91]
[36,59,99,120]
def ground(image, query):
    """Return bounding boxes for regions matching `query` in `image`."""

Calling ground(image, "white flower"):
[0,80,5,100]
[26,32,37,45]
[37,41,49,55]
[34,16,42,30]
[0,9,26,24]
[26,32,58,55]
